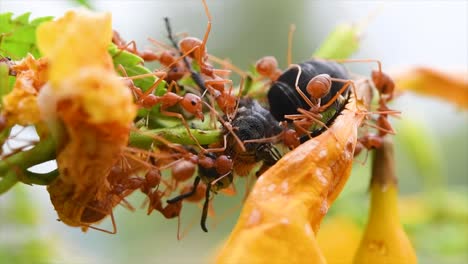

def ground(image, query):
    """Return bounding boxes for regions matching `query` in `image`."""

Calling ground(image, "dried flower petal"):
[1,54,48,126]
[36,9,113,85]
[215,85,371,263]
[392,67,468,109]
[36,9,136,228]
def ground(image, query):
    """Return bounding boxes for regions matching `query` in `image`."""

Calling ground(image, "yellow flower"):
[35,9,136,229]
[353,138,417,264]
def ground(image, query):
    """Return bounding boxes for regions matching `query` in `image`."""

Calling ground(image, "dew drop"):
[247,209,262,226]
[319,149,327,159]
[304,223,313,237]
[267,184,276,192]
[315,168,328,186]
[280,181,289,193]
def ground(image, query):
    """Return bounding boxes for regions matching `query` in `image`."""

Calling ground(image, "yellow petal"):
[317,216,362,264]
[36,9,113,85]
[36,9,136,229]
[2,54,48,126]
[392,67,468,109]
[215,84,371,263]
[36,9,136,126]
[353,138,417,264]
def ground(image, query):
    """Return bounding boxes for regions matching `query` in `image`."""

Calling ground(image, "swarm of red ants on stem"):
[0,0,399,237]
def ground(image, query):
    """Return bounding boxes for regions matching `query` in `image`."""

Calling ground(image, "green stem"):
[0,171,19,194]
[22,169,59,185]
[129,127,222,149]
[0,137,56,181]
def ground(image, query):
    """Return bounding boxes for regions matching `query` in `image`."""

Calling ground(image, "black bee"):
[267,59,350,122]
[225,98,283,177]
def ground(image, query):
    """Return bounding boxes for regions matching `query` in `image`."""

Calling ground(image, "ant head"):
[180,93,204,121]
[179,37,206,61]
[306,74,331,101]
[359,133,383,149]
[215,155,233,175]
[145,169,161,188]
[255,56,279,79]
[371,70,395,96]
[283,128,300,149]
[171,160,196,182]
[159,50,177,66]
[198,154,215,168]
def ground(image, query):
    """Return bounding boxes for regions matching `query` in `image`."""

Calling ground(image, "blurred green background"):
[0,0,467,263]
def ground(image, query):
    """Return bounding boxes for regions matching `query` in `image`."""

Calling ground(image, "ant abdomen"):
[267,59,349,121]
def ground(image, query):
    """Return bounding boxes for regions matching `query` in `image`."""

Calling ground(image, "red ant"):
[112,30,159,62]
[166,151,234,232]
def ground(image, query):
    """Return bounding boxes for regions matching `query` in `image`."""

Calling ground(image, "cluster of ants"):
[0,0,398,237]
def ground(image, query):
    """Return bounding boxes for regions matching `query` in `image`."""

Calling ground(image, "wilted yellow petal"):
[2,54,48,126]
[392,67,468,109]
[36,9,113,85]
[215,85,371,263]
[35,9,136,229]
[36,9,135,126]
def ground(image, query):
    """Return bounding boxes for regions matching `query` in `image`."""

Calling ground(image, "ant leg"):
[148,37,177,52]
[287,24,296,66]
[297,108,341,143]
[207,54,249,79]
[227,77,245,121]
[113,40,140,59]
[82,203,117,234]
[167,80,181,94]
[243,131,284,144]
[289,64,317,108]
[324,58,382,75]
[167,176,201,204]
[141,72,167,97]
[116,64,143,100]
[159,110,206,151]
[199,0,212,66]
[363,120,396,135]
[202,134,228,153]
[201,183,211,232]
[204,79,233,90]
[202,101,246,152]
[318,78,356,111]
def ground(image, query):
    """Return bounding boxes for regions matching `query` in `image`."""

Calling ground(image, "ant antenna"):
[164,17,208,92]
[201,183,211,232]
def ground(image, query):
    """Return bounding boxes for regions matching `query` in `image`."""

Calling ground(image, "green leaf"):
[70,0,93,9]
[313,24,360,60]
[0,12,54,59]
[108,43,163,93]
